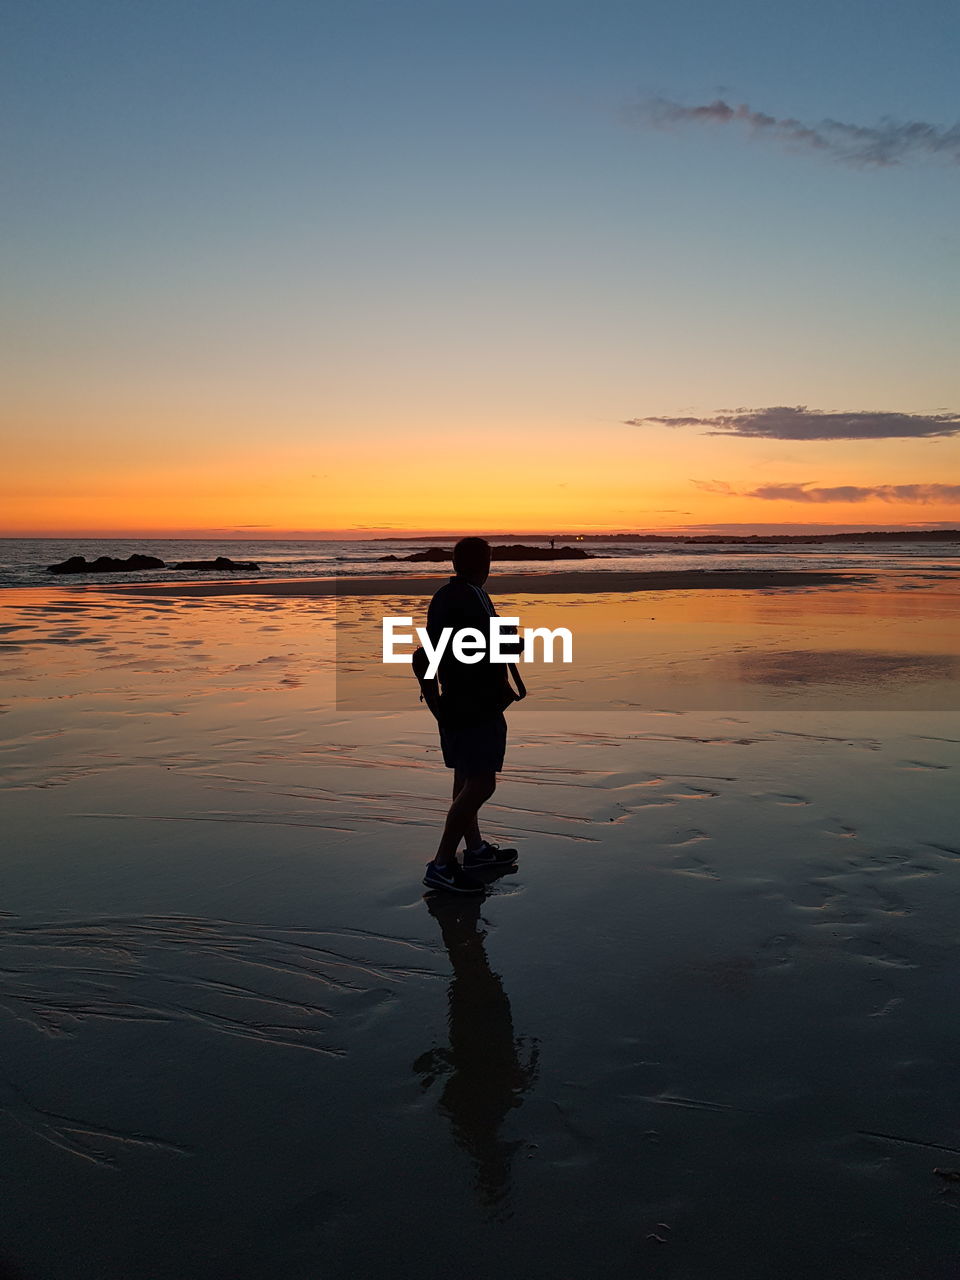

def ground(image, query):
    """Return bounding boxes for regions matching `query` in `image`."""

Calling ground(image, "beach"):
[7,0,959,1271]
[92,568,867,596]
[2,570,960,1278]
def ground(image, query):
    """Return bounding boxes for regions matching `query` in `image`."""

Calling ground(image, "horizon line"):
[2,523,959,541]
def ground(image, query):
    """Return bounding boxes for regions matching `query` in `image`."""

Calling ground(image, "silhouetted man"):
[422,537,524,893]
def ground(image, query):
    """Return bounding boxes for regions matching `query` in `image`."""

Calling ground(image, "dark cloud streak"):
[627,97,960,167]
[628,406,960,441]
[693,481,960,505]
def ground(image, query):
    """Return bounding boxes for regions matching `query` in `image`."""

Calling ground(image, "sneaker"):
[423,860,485,894]
[463,840,519,869]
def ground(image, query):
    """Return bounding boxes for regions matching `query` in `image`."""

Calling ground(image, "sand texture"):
[95,568,866,598]
[1,577,960,1278]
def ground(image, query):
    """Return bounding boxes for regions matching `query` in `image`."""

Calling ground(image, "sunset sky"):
[3,0,959,537]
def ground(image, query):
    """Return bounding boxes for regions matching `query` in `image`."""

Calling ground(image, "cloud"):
[627,97,960,167]
[628,406,960,441]
[694,481,960,505]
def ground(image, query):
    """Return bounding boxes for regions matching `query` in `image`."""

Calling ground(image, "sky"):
[2,0,959,537]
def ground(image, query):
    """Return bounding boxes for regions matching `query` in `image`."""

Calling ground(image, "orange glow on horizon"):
[5,411,959,539]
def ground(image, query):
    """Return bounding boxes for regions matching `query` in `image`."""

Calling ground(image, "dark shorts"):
[439,712,507,774]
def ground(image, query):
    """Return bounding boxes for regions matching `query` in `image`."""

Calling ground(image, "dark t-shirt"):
[426,577,512,717]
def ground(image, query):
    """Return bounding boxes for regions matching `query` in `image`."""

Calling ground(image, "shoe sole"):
[422,875,484,894]
[463,856,518,869]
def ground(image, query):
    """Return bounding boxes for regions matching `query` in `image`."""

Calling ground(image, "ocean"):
[1,536,959,588]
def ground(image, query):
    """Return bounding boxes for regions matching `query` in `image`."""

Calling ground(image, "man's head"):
[452,536,491,585]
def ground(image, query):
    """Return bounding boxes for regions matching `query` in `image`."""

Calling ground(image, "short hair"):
[453,536,491,575]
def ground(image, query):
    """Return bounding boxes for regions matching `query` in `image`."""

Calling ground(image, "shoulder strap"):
[467,583,526,700]
[508,661,526,700]
[467,583,494,615]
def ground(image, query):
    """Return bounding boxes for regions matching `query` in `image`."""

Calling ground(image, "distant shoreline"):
[77,569,872,598]
[0,529,957,544]
[367,530,960,544]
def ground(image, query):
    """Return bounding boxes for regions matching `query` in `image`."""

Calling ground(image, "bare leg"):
[453,768,482,851]
[435,772,496,865]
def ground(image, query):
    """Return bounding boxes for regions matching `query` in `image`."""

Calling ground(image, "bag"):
[412,645,525,724]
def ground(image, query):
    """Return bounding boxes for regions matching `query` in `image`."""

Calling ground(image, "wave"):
[1,537,958,588]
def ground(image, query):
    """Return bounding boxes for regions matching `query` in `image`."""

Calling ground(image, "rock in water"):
[172,556,260,572]
[379,547,450,562]
[379,544,599,563]
[47,554,166,574]
[494,544,597,561]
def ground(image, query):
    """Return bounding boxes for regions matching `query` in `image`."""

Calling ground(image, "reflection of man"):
[414,893,539,1214]
[423,537,523,894]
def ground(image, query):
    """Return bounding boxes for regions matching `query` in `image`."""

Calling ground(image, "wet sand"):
[93,567,865,597]
[2,578,960,1278]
